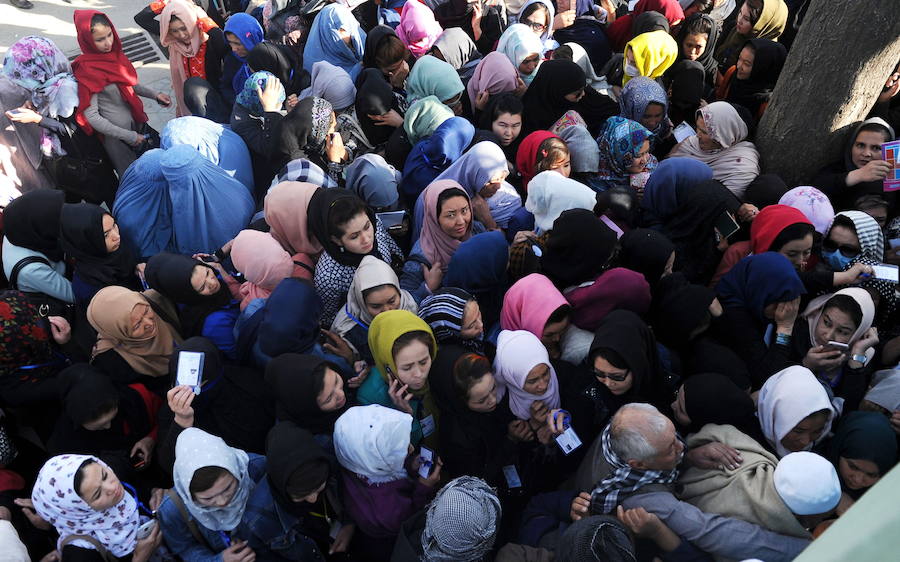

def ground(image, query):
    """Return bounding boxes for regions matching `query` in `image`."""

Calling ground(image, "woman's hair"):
[189,466,231,498]
[436,187,470,218]
[520,2,549,23]
[829,214,858,237]
[546,304,571,325]
[535,137,570,174]
[375,35,408,69]
[74,459,96,499]
[391,330,434,360]
[768,222,815,252]
[488,93,524,122]
[82,396,119,427]
[822,294,863,331]
[590,347,628,370]
[327,196,369,240]
[856,123,893,144]
[689,0,715,13]
[452,353,493,402]
[362,283,397,302]
[854,194,889,213]
[745,0,764,27]
[682,13,713,37]
[286,459,330,499]
[90,13,112,32]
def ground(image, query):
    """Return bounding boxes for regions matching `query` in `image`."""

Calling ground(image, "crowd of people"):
[0,0,899,559]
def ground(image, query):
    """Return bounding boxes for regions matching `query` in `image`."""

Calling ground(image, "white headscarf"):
[564,42,606,91]
[803,287,876,363]
[331,255,418,337]
[334,405,412,484]
[172,428,254,531]
[757,366,837,458]
[492,330,560,420]
[31,455,139,557]
[525,171,598,233]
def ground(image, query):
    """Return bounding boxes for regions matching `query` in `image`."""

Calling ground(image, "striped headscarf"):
[417,287,483,353]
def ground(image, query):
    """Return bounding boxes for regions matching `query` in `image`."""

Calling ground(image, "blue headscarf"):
[619,76,672,143]
[224,13,264,96]
[400,117,475,204]
[113,145,254,259]
[257,278,323,358]
[161,116,254,192]
[716,252,805,322]
[444,231,509,330]
[303,4,366,80]
[236,71,284,116]
[641,157,713,221]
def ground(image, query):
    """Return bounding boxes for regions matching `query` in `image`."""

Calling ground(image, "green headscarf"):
[406,55,464,106]
[404,95,454,144]
[829,411,897,482]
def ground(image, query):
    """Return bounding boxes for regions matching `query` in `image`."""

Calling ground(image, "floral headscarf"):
[310,97,334,151]
[619,76,671,142]
[596,116,654,182]
[236,71,285,116]
[0,291,55,380]
[1,35,78,118]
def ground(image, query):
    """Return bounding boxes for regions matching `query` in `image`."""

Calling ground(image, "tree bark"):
[755,0,900,187]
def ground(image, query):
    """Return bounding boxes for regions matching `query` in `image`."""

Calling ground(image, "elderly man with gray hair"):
[570,403,812,561]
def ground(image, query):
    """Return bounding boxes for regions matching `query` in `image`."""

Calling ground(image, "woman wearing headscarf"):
[606,0,685,52]
[308,189,404,325]
[667,12,720,88]
[144,252,240,358]
[265,354,350,443]
[619,30,679,89]
[539,209,618,290]
[158,428,266,560]
[397,0,444,58]
[670,101,761,198]
[525,172,598,235]
[264,180,323,257]
[555,42,607,93]
[59,203,140,307]
[0,35,79,199]
[521,60,589,134]
[334,405,440,556]
[467,52,522,118]
[1,190,73,304]
[710,204,814,287]
[160,115,254,191]
[796,288,878,410]
[47,364,159,479]
[237,421,347,560]
[270,96,350,187]
[73,10,170,176]
[557,124,603,190]
[828,411,897,505]
[230,229,312,312]
[401,116,475,206]
[159,0,230,117]
[429,28,482,81]
[757,365,836,458]
[301,61,356,113]
[714,0,788,71]
[354,68,403,152]
[778,185,835,238]
[719,38,787,120]
[303,3,366,80]
[246,41,308,98]
[222,13,264,104]
[31,455,160,560]
[616,228,676,289]
[403,95,455,147]
[501,273,571,360]
[619,76,673,153]
[595,116,656,193]
[496,24,545,87]
[417,288,486,354]
[406,55,465,114]
[714,252,806,388]
[229,70,286,191]
[345,154,403,213]
[87,285,184,385]
[442,231,510,331]
[565,266,652,332]
[514,130,566,192]
[669,372,759,438]
[113,145,254,260]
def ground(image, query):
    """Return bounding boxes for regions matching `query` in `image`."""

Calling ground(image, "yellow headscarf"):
[623,30,678,86]
[368,309,437,382]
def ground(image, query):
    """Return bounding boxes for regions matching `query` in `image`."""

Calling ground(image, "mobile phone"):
[198,254,218,263]
[825,341,849,351]
[132,452,147,470]
[136,519,157,540]
[377,211,407,230]
[714,211,741,240]
[418,446,435,479]
[7,108,23,115]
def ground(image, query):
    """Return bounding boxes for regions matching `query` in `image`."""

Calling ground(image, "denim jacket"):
[157,454,267,562]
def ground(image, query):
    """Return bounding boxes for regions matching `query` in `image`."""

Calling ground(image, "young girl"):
[516,131,571,191]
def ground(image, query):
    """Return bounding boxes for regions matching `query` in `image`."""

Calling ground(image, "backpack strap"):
[59,534,116,562]
[8,255,51,290]
[166,488,212,549]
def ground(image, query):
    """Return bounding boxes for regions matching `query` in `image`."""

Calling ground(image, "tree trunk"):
[755,0,900,187]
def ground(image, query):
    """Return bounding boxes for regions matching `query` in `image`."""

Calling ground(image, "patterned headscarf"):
[32,455,139,557]
[309,97,334,150]
[596,116,654,182]
[422,476,501,561]
[417,287,483,352]
[0,291,55,380]
[619,76,671,142]
[1,35,78,118]
[236,71,284,116]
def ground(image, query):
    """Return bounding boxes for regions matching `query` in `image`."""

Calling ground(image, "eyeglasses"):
[822,239,861,258]
[593,368,630,382]
[523,20,546,32]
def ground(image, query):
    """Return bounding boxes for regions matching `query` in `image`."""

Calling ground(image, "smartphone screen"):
[715,211,741,240]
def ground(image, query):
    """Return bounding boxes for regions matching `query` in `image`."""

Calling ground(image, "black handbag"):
[52,126,119,205]
[132,122,161,156]
[8,256,75,321]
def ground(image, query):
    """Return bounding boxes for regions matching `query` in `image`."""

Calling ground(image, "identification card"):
[420,414,436,437]
[418,447,434,479]
[502,465,522,488]
[555,426,583,455]
[176,351,204,394]
[674,121,696,143]
[872,263,899,283]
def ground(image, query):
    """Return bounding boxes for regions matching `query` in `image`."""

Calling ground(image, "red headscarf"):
[606,0,685,52]
[516,130,559,192]
[749,204,812,254]
[72,10,147,135]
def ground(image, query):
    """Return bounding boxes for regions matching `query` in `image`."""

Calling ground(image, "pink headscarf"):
[159,0,208,117]
[566,268,651,331]
[264,181,323,256]
[396,0,443,57]
[419,180,472,272]
[230,229,296,310]
[501,274,568,338]
[466,52,519,109]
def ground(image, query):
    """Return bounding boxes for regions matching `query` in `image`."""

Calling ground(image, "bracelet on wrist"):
[775,332,792,346]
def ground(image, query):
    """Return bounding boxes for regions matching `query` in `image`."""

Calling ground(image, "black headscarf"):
[588,310,665,406]
[306,188,379,267]
[682,372,757,436]
[59,203,137,289]
[355,68,398,146]
[3,190,65,261]
[616,228,675,288]
[271,96,331,174]
[264,354,348,435]
[726,38,787,119]
[540,209,617,289]
[743,173,789,209]
[246,42,309,96]
[632,11,670,36]
[144,253,234,338]
[362,25,399,69]
[521,60,587,133]
[650,273,716,348]
[665,60,705,126]
[673,13,720,81]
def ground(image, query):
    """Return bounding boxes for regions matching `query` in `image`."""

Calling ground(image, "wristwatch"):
[850,353,869,366]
